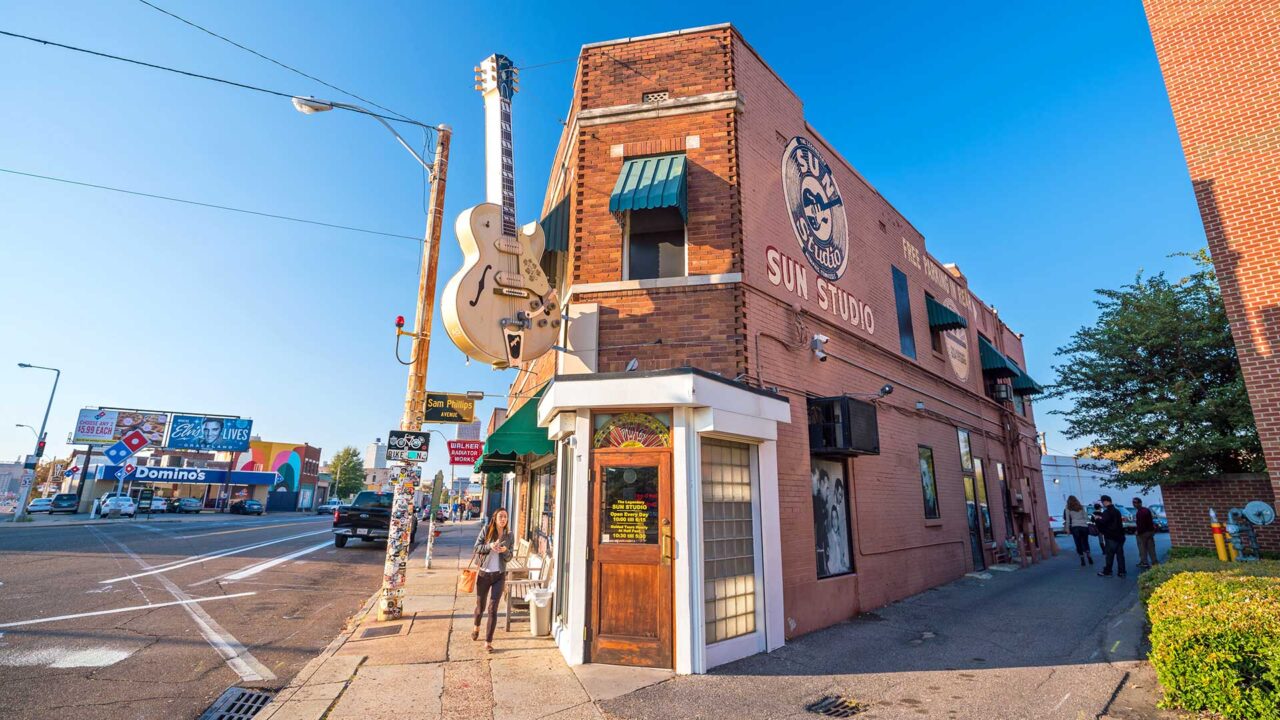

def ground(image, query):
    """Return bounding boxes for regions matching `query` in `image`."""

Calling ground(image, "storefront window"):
[526,462,556,555]
[703,440,757,643]
[811,457,854,578]
[593,412,671,449]
[554,445,573,625]
[919,446,940,519]
[974,458,992,540]
[600,466,659,544]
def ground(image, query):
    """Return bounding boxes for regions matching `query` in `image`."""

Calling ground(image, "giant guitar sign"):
[442,53,560,369]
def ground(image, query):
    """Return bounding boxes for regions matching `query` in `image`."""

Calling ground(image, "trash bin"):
[528,589,554,637]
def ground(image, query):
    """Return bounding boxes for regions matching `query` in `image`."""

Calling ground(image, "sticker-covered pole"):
[379,124,451,621]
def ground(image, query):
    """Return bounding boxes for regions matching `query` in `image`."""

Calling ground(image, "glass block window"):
[702,439,757,644]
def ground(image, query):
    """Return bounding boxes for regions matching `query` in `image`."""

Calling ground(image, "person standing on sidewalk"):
[1132,498,1158,569]
[1094,495,1127,578]
[472,507,513,653]
[1063,495,1093,566]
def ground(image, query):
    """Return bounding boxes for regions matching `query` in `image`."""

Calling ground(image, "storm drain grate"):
[805,695,866,718]
[359,624,404,639]
[199,687,275,720]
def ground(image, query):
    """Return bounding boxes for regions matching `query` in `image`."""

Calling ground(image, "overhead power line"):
[0,29,429,129]
[136,0,415,123]
[0,167,422,242]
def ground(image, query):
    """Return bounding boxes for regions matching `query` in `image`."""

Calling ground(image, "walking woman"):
[472,508,514,653]
[1063,496,1093,566]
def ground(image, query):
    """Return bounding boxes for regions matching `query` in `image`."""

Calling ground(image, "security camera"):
[810,334,830,362]
[879,383,894,397]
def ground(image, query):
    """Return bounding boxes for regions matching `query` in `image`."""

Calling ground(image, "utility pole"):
[380,124,451,621]
[13,364,60,522]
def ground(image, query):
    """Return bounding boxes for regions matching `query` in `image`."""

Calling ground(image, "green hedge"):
[1145,560,1280,719]
[1168,546,1280,562]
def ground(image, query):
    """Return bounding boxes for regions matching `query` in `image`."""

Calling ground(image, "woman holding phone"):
[472,508,514,652]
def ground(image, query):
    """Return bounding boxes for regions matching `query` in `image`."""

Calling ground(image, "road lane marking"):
[0,593,258,627]
[190,540,334,587]
[99,529,330,583]
[176,518,328,540]
[91,528,276,682]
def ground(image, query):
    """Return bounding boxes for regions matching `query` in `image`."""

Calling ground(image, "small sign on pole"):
[386,430,431,462]
[423,393,477,423]
[447,440,483,466]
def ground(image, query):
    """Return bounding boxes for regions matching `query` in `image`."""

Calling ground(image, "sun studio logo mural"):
[782,136,849,281]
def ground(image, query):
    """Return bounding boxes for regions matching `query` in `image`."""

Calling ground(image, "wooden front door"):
[588,448,673,668]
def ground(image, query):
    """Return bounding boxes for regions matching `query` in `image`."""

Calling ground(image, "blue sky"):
[1,1,1206,470]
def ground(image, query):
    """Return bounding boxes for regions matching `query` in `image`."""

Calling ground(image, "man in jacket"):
[1095,495,1127,578]
[1133,498,1158,569]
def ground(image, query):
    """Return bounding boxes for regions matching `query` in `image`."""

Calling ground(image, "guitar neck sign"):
[386,431,431,462]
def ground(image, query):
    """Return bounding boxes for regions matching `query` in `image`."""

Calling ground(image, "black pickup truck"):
[332,491,417,548]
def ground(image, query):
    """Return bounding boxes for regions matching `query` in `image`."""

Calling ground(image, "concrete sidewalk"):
[257,519,670,720]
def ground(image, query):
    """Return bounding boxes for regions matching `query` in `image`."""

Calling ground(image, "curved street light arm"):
[322,100,433,175]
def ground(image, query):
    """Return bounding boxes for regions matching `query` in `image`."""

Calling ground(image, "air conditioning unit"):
[988,383,1014,403]
[808,396,880,456]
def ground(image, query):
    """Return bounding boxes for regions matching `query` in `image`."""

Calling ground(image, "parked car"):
[1116,506,1137,534]
[148,496,168,513]
[169,497,203,514]
[230,499,264,516]
[332,491,416,548]
[315,498,343,515]
[99,496,137,518]
[25,497,54,514]
[1148,504,1170,532]
[1048,513,1064,534]
[49,493,79,514]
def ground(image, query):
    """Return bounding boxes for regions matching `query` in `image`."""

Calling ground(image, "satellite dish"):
[1243,500,1276,526]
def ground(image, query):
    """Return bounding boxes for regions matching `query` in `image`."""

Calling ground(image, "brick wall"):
[1162,474,1278,555]
[1144,3,1280,503]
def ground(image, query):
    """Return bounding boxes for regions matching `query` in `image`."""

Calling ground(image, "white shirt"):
[481,544,502,573]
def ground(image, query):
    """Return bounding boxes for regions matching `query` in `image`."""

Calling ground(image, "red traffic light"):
[395,315,406,329]
[35,440,47,457]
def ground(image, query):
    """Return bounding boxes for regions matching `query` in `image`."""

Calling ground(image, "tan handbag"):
[458,550,479,593]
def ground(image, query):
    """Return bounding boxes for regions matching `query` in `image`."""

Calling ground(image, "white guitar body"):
[442,203,558,368]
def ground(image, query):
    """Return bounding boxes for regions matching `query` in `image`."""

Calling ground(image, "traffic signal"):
[35,439,47,457]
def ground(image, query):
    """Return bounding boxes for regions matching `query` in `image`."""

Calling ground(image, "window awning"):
[925,296,968,332]
[1012,369,1045,396]
[540,196,569,253]
[978,336,1020,378]
[608,154,687,220]
[473,385,553,473]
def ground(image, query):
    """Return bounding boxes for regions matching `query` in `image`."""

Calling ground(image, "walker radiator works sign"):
[446,440,483,466]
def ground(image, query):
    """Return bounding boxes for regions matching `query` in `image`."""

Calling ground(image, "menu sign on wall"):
[600,466,659,544]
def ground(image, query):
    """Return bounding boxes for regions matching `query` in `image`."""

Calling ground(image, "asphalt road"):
[0,513,389,720]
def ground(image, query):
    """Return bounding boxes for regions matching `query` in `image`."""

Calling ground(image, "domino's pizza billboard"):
[166,415,253,452]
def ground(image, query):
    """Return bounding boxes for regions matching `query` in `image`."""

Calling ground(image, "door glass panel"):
[601,466,659,544]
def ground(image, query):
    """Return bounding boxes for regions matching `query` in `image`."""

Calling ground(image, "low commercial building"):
[472,24,1048,674]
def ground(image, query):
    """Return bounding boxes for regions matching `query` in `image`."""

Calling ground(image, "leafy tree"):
[329,447,366,499]
[1048,250,1264,488]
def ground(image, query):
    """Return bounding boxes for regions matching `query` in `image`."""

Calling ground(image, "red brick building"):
[1143,1,1279,536]
[476,24,1049,674]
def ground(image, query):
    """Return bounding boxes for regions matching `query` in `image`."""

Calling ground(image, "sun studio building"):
[465,24,1050,675]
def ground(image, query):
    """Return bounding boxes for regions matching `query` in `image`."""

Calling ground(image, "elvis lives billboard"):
[166,415,253,452]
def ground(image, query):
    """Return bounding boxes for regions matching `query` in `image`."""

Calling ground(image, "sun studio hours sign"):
[769,137,877,335]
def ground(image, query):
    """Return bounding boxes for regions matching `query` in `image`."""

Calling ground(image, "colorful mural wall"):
[236,441,321,492]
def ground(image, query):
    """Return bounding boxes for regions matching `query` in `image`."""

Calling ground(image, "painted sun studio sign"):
[767,137,876,335]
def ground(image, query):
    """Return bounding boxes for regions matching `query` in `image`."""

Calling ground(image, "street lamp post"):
[13,364,60,521]
[293,97,451,621]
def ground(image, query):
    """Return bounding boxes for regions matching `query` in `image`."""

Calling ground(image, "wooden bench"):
[505,553,554,631]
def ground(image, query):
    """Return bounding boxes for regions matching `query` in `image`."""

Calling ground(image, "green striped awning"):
[609,154,687,219]
[978,336,1019,378]
[473,385,553,473]
[1012,369,1045,396]
[925,296,968,332]
[540,196,569,253]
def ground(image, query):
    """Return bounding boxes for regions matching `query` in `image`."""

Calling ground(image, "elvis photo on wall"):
[812,458,854,578]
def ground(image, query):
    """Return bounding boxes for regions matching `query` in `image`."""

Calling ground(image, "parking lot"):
[0,512,386,719]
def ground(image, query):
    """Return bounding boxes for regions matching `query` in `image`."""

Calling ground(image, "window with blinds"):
[702,439,757,644]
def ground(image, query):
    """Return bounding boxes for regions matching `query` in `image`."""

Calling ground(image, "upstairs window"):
[925,293,944,353]
[892,266,916,359]
[625,207,686,280]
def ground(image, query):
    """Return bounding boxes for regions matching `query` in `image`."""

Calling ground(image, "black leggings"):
[1069,526,1092,555]
[474,571,506,643]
